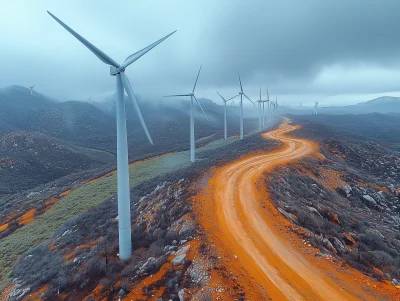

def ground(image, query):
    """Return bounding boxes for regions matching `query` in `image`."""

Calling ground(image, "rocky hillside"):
[3,131,277,301]
[0,131,114,195]
[268,121,400,285]
[0,85,258,195]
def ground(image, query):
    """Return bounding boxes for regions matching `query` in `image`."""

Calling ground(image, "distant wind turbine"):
[48,11,175,260]
[237,74,255,140]
[217,92,237,139]
[265,87,270,125]
[88,96,92,104]
[314,101,318,115]
[256,87,263,132]
[28,85,35,96]
[164,66,208,162]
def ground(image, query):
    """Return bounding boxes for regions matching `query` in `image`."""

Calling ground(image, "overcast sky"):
[1,0,400,107]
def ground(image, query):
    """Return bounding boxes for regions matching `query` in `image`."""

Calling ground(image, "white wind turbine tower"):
[88,96,92,104]
[164,66,208,162]
[314,101,318,115]
[48,11,175,260]
[28,85,35,96]
[217,92,237,140]
[237,74,254,140]
[265,87,270,125]
[256,87,263,132]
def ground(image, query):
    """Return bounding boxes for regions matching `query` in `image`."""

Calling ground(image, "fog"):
[1,0,400,107]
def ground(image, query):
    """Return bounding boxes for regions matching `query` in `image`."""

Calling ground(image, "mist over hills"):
[0,86,253,194]
[290,113,400,148]
[281,96,400,115]
[1,85,399,195]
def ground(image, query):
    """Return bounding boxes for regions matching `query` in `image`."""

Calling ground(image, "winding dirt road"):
[194,119,398,300]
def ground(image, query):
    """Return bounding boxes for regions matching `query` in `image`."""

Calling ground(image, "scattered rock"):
[278,208,298,225]
[171,254,186,266]
[367,229,385,239]
[178,288,186,301]
[322,238,337,254]
[331,237,348,254]
[343,232,356,245]
[175,245,190,257]
[362,195,377,208]
[118,288,126,298]
[306,206,323,217]
[137,257,156,275]
[343,185,352,197]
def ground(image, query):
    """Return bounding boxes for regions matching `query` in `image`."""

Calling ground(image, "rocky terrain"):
[268,121,400,285]
[0,86,258,196]
[1,127,277,300]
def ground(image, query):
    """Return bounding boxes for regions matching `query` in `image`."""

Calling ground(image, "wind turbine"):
[28,85,35,96]
[164,66,208,162]
[264,87,270,126]
[237,74,254,140]
[48,11,175,260]
[88,96,92,104]
[314,101,318,115]
[256,87,263,132]
[217,92,237,139]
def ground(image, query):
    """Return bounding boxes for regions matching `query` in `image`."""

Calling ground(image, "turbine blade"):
[192,65,202,93]
[163,94,191,97]
[120,72,153,145]
[227,95,238,101]
[193,95,209,121]
[238,74,243,92]
[260,87,261,100]
[243,93,254,104]
[47,11,119,68]
[123,30,176,68]
[216,91,225,102]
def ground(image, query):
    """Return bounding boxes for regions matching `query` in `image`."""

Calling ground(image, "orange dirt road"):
[194,119,399,300]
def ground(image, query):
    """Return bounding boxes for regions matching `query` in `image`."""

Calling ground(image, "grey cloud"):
[1,0,400,105]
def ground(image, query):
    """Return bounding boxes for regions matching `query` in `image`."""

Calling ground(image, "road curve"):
[195,119,384,300]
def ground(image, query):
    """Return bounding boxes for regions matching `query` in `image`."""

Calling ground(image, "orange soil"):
[0,223,8,232]
[22,284,49,301]
[19,209,36,226]
[193,119,400,300]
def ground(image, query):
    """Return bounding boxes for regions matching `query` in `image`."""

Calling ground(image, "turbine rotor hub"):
[118,65,126,72]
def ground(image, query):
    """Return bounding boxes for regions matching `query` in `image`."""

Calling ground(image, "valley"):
[2,117,399,300]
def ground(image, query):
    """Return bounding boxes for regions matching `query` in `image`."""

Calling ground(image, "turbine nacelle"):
[110,65,127,76]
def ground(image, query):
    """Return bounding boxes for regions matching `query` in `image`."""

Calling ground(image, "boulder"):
[367,229,384,239]
[171,254,186,266]
[137,257,156,275]
[322,238,337,254]
[331,237,348,254]
[343,185,352,197]
[306,206,323,218]
[277,208,298,225]
[343,232,356,245]
[178,289,186,301]
[362,195,377,208]
[175,245,190,257]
